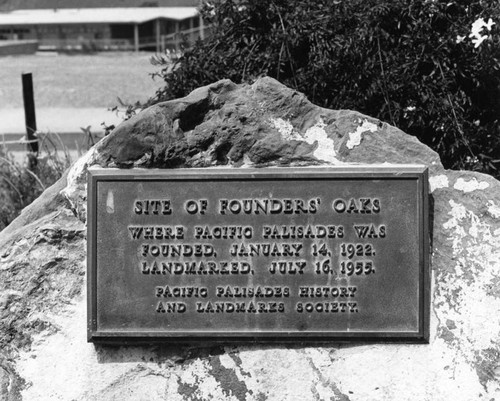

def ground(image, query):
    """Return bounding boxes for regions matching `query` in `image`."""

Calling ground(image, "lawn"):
[0,51,165,109]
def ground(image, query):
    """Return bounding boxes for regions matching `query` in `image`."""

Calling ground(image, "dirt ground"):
[0,51,165,109]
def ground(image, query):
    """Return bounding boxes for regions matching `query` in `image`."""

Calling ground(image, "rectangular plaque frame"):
[88,166,430,343]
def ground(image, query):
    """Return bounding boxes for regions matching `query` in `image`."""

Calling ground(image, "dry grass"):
[0,140,71,231]
[0,51,164,109]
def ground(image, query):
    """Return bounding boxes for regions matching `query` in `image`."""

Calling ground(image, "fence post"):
[134,24,139,53]
[155,19,161,53]
[22,72,38,168]
[175,21,180,53]
[199,15,205,40]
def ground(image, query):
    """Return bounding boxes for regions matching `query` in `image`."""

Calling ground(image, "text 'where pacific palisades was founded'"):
[87,167,430,343]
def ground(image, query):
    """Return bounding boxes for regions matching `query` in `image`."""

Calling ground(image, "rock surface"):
[0,77,499,401]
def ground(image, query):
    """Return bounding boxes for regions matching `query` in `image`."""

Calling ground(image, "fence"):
[38,38,134,52]
[35,26,210,52]
[160,26,209,52]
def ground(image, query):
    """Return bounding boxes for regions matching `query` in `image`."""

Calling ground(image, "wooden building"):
[0,1,203,52]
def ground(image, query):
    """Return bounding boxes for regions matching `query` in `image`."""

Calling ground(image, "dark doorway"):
[110,24,134,39]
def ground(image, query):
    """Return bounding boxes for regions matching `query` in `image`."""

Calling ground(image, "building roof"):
[0,0,198,12]
[0,7,198,25]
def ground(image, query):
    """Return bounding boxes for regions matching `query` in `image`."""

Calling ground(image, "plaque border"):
[87,166,430,344]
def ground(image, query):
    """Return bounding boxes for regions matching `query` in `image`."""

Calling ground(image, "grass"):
[0,137,72,231]
[0,51,164,109]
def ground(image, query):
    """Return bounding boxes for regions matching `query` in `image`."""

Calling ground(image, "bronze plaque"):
[87,166,429,343]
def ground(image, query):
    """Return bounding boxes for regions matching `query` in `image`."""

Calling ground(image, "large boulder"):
[0,77,499,400]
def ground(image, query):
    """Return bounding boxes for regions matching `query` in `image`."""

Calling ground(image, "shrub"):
[0,143,71,231]
[144,0,500,178]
